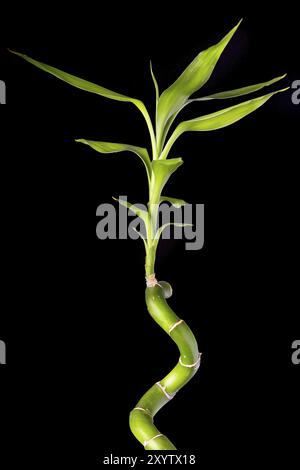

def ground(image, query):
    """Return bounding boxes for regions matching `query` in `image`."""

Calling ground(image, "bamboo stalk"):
[129,284,200,450]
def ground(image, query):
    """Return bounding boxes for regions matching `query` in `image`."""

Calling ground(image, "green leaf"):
[193,74,287,101]
[10,50,141,103]
[160,196,187,208]
[150,61,160,139]
[132,226,147,240]
[150,158,183,203]
[156,19,242,151]
[160,88,289,159]
[150,61,159,104]
[153,223,193,251]
[112,197,148,225]
[75,139,151,182]
[159,75,287,145]
[9,50,157,159]
[157,109,182,153]
[132,227,148,251]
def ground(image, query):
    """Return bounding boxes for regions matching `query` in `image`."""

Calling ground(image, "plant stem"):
[139,102,158,160]
[145,204,158,277]
[145,244,156,277]
[159,127,180,160]
[129,285,200,450]
[145,170,161,276]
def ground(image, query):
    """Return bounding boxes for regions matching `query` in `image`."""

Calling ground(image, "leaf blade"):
[180,88,289,132]
[193,74,287,101]
[151,158,183,202]
[156,19,242,149]
[112,197,148,225]
[10,50,140,103]
[10,50,157,158]
[150,61,159,104]
[160,196,187,208]
[160,88,289,159]
[75,139,151,182]
[153,223,193,252]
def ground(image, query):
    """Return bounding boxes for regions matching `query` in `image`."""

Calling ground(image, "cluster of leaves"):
[10,19,287,257]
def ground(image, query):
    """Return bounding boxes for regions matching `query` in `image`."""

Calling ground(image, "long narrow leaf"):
[10,50,141,103]
[159,75,287,147]
[160,88,289,159]
[153,223,192,252]
[132,227,148,251]
[150,61,160,137]
[75,139,151,182]
[9,50,157,158]
[160,196,187,208]
[156,19,242,149]
[151,158,183,202]
[112,197,148,225]
[192,74,287,101]
[150,61,159,104]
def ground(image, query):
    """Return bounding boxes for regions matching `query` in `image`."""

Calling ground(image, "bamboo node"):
[155,381,176,400]
[168,319,184,334]
[144,433,164,448]
[146,273,161,288]
[179,352,202,369]
[133,407,152,417]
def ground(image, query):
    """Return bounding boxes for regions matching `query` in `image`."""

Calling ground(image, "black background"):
[1,3,299,468]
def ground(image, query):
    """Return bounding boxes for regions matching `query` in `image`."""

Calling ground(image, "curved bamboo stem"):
[129,284,200,450]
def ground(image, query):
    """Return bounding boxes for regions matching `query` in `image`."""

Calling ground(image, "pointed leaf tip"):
[7,48,18,55]
[9,49,157,146]
[194,74,288,102]
[112,197,148,224]
[160,86,289,158]
[160,196,187,208]
[156,20,244,151]
[73,139,151,183]
[150,60,159,102]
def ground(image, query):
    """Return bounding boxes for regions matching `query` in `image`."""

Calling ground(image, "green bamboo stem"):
[129,284,200,450]
[131,130,201,449]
